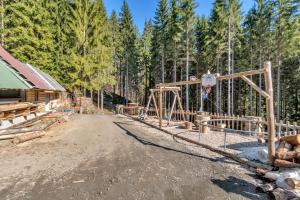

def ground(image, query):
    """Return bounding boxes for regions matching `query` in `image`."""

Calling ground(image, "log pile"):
[274,135,300,168]
[255,135,300,199]
[256,168,300,199]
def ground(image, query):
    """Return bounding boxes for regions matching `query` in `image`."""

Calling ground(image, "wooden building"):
[0,45,66,128]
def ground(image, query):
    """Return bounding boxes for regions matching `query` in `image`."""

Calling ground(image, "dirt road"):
[0,114,269,200]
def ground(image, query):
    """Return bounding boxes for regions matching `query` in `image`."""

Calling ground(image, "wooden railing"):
[145,108,300,137]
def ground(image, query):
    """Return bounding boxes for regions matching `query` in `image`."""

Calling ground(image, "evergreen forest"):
[0,0,299,121]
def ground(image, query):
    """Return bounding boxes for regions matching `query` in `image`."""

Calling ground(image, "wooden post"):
[150,94,158,119]
[175,91,186,121]
[159,87,163,128]
[279,120,283,139]
[293,122,297,135]
[200,84,203,112]
[168,91,177,125]
[264,61,276,164]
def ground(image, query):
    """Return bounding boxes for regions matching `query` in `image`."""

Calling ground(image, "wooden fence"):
[146,108,300,138]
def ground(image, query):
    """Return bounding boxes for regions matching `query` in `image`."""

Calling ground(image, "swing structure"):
[150,61,276,164]
[144,87,186,128]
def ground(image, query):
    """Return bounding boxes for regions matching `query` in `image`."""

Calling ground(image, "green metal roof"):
[0,60,32,90]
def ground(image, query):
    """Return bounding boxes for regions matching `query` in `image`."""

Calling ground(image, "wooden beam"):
[241,75,270,99]
[156,80,201,87]
[264,61,276,164]
[167,91,177,125]
[144,92,153,115]
[175,90,186,121]
[156,68,265,87]
[150,87,181,92]
[159,87,163,128]
[217,68,265,81]
[152,93,160,119]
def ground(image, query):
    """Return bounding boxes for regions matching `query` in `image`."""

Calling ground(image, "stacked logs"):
[274,135,300,168]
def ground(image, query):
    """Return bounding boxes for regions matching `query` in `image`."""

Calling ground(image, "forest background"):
[0,0,299,121]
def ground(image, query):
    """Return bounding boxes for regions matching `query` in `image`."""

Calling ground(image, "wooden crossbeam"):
[241,75,270,99]
[156,80,201,87]
[216,68,265,80]
[150,87,181,92]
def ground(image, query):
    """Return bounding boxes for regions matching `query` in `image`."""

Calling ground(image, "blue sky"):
[103,0,256,32]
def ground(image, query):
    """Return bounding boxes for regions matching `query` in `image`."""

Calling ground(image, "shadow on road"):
[211,176,266,199]
[114,121,235,164]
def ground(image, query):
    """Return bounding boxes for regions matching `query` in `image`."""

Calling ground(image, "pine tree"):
[226,0,243,114]
[208,0,227,113]
[3,0,55,72]
[153,0,169,84]
[52,0,73,89]
[168,0,182,82]
[119,0,137,103]
[273,0,298,121]
[110,10,122,96]
[136,20,153,104]
[180,0,196,111]
[195,16,209,110]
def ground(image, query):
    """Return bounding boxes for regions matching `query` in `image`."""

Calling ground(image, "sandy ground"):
[144,118,265,155]
[0,114,269,200]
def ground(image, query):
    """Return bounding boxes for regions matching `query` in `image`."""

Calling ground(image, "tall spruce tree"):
[208,0,227,113]
[168,0,182,82]
[3,0,55,73]
[195,16,209,110]
[119,0,137,104]
[153,0,169,84]
[180,0,196,111]
[274,0,298,121]
[137,20,153,104]
[110,10,122,96]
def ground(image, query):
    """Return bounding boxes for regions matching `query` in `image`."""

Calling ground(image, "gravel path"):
[0,114,269,200]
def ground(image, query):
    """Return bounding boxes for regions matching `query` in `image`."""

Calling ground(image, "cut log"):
[256,168,269,176]
[285,178,300,189]
[270,188,300,200]
[184,121,192,130]
[258,138,266,144]
[275,141,290,159]
[274,159,300,168]
[12,131,45,144]
[256,183,275,193]
[198,116,210,134]
[275,151,300,160]
[280,135,300,146]
[294,145,300,153]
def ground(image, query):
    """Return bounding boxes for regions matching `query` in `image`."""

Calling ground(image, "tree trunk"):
[125,56,129,105]
[185,26,189,111]
[250,42,253,115]
[227,12,231,116]
[259,44,262,116]
[97,87,100,109]
[276,61,281,121]
[1,0,4,46]
[101,86,104,111]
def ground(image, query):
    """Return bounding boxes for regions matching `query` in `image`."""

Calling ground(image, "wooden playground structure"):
[119,61,300,167]
[144,61,276,164]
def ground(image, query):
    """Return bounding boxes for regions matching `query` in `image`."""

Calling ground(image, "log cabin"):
[0,45,66,128]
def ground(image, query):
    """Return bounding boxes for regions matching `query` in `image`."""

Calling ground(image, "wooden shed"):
[0,45,66,112]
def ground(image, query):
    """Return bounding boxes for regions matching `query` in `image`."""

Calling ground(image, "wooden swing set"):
[145,61,276,164]
[144,87,186,127]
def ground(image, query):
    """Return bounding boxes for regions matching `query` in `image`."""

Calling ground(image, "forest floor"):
[0,114,270,200]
